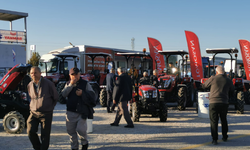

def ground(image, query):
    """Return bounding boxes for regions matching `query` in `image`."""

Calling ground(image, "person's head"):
[216,65,225,75]
[143,71,148,77]
[69,67,81,81]
[30,66,41,82]
[169,62,173,67]
[110,68,115,74]
[131,64,135,69]
[153,69,158,76]
[117,67,125,76]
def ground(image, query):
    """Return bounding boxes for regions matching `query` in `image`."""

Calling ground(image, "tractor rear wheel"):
[99,89,107,107]
[3,111,25,134]
[177,87,187,111]
[159,102,168,122]
[132,102,140,122]
[236,91,244,114]
[57,82,67,104]
[186,83,194,107]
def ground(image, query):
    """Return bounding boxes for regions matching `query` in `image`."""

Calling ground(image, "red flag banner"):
[185,31,203,80]
[239,39,250,80]
[147,37,166,72]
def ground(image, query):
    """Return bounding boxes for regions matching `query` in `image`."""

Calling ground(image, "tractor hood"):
[139,85,157,91]
[0,64,32,94]
[158,74,176,81]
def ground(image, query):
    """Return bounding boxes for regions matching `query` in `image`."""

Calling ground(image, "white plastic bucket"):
[198,92,210,118]
[87,119,93,133]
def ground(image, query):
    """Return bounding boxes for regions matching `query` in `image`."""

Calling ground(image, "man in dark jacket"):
[62,67,96,150]
[150,69,159,87]
[110,67,134,128]
[202,65,234,145]
[106,68,116,113]
[139,71,150,85]
[27,66,58,150]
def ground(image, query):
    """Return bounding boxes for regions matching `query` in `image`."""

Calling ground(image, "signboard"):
[0,30,26,43]
[85,47,113,73]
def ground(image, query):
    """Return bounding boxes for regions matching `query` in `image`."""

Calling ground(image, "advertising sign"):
[0,30,26,43]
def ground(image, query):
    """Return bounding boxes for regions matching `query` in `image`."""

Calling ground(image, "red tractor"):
[117,52,168,122]
[158,50,196,110]
[200,48,246,114]
[0,64,31,134]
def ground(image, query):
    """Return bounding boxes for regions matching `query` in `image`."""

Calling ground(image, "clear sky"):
[1,0,249,59]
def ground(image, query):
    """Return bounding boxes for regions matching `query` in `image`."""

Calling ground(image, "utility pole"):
[131,37,135,51]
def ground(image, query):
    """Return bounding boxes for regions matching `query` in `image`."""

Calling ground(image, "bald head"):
[216,65,225,74]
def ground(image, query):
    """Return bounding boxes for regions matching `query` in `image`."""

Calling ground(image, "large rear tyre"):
[186,83,194,107]
[132,102,140,122]
[90,83,100,104]
[177,87,187,111]
[99,89,107,107]
[236,91,244,114]
[245,89,250,104]
[159,102,168,122]
[3,111,25,134]
[57,82,67,104]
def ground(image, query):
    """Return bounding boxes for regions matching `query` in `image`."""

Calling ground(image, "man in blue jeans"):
[202,66,234,145]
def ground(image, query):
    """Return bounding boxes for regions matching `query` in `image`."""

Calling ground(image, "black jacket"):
[113,73,132,103]
[106,73,116,91]
[139,76,150,85]
[202,74,234,104]
[150,75,159,87]
[64,78,96,119]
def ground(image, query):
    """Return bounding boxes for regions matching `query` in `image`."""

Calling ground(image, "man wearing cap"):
[62,67,97,150]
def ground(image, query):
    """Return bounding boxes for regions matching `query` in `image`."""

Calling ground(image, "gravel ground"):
[0,103,250,150]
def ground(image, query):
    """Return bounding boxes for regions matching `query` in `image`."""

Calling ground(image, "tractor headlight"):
[164,80,171,88]
[153,90,157,98]
[143,91,149,98]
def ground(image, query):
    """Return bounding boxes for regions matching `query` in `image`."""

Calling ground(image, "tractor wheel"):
[3,111,25,134]
[186,83,194,107]
[159,102,168,122]
[195,90,199,113]
[99,89,107,107]
[177,87,187,111]
[245,89,250,104]
[57,82,67,104]
[236,91,244,114]
[91,83,100,104]
[132,102,140,122]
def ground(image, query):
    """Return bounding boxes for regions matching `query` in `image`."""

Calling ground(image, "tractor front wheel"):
[3,111,25,134]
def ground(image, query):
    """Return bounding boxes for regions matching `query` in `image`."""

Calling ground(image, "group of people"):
[23,63,233,150]
[26,66,96,150]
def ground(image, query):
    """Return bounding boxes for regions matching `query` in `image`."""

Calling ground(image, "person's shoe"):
[212,140,218,145]
[222,137,227,142]
[110,123,119,126]
[107,110,112,113]
[82,143,88,150]
[124,124,134,128]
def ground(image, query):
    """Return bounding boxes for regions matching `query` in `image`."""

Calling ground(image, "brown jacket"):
[28,77,58,115]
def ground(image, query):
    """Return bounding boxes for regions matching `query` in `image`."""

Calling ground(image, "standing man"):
[106,68,116,113]
[62,67,96,150]
[110,67,134,128]
[202,66,234,145]
[27,66,58,150]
